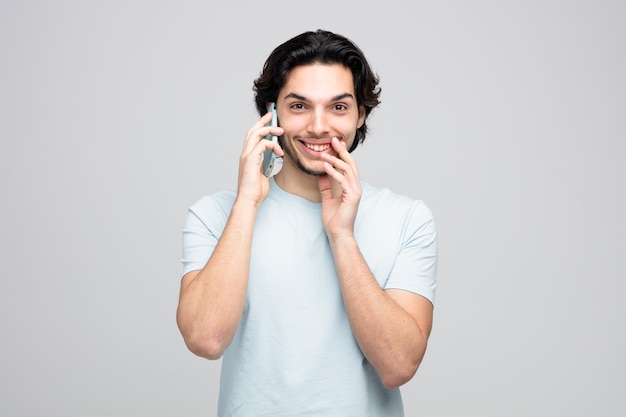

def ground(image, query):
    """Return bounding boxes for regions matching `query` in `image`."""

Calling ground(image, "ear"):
[357,104,366,129]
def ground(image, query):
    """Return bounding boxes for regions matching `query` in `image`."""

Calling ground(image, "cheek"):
[278,114,303,131]
[338,119,360,139]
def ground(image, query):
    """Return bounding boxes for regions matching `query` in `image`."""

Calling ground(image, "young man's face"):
[275,63,365,176]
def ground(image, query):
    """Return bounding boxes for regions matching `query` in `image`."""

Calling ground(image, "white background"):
[1,1,624,416]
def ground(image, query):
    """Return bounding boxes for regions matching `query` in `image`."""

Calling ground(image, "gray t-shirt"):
[182,178,437,416]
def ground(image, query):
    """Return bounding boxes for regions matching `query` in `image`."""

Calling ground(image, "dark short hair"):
[253,29,381,152]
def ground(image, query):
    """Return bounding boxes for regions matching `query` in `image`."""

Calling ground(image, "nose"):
[307,108,330,135]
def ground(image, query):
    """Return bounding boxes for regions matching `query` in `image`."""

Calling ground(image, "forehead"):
[279,63,355,101]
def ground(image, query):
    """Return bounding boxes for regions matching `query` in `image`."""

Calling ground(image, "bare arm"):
[319,137,433,388]
[176,112,283,359]
[328,235,433,388]
[176,200,258,359]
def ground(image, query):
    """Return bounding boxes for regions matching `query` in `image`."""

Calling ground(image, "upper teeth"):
[306,143,330,152]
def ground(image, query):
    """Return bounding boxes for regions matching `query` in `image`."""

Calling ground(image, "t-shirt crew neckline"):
[269,176,322,211]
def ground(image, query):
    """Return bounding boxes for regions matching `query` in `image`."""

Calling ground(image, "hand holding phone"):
[262,102,283,177]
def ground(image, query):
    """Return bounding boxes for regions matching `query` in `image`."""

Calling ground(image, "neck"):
[274,163,323,203]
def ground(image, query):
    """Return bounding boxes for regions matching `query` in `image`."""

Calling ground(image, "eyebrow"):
[284,92,355,102]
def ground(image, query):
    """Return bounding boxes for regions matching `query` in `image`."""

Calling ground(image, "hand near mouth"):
[318,137,362,240]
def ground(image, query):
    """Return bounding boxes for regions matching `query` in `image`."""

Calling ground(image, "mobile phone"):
[262,102,283,177]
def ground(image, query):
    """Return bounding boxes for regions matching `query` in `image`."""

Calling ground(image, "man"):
[177,29,437,416]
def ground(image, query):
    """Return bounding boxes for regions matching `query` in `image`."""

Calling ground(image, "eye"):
[333,104,348,111]
[290,103,305,110]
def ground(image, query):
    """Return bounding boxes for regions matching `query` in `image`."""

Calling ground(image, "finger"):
[321,151,355,180]
[318,173,333,200]
[322,161,361,204]
[243,137,284,167]
[332,137,352,160]
[257,137,284,157]
[322,160,352,191]
[246,138,285,170]
[321,139,361,192]
[326,137,358,175]
[242,112,275,152]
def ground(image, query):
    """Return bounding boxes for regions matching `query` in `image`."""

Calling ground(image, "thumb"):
[318,175,333,201]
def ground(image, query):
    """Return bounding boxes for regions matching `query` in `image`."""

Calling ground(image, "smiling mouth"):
[304,143,331,152]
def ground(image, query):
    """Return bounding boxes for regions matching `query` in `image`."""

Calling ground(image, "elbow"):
[183,334,226,360]
[380,334,430,388]
[380,362,419,389]
[379,348,426,388]
[177,317,228,360]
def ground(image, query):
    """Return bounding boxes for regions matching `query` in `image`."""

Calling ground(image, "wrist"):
[327,232,357,248]
[232,196,262,215]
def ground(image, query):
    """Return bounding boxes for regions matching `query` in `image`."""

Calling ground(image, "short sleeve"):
[384,201,438,305]
[181,192,234,277]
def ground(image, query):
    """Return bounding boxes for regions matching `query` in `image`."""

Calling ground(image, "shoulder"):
[355,181,438,299]
[187,189,237,226]
[360,180,435,225]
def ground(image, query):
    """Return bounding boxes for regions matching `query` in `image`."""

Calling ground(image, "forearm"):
[330,236,429,388]
[177,199,258,359]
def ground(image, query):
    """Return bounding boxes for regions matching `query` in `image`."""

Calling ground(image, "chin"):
[296,161,327,177]
[281,141,327,176]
